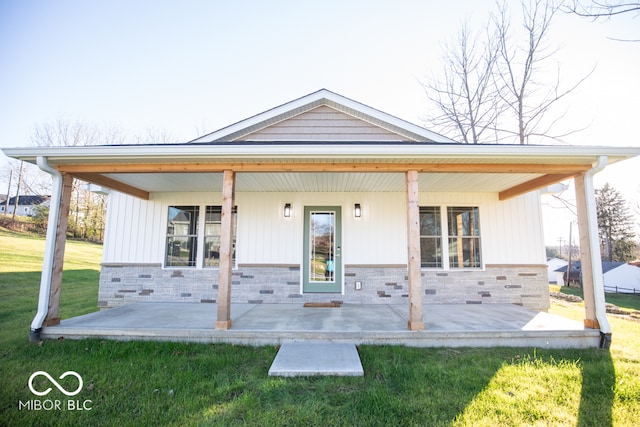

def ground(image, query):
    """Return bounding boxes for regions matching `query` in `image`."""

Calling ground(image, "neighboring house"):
[3,89,640,335]
[547,258,568,284]
[0,195,50,217]
[603,262,640,293]
[556,261,640,293]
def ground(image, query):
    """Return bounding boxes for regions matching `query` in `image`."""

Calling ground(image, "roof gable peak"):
[189,89,455,143]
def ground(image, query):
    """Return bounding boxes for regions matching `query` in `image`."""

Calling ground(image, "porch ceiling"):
[100,171,544,193]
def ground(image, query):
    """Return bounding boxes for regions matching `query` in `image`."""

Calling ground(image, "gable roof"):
[190,89,455,143]
[555,261,626,274]
[2,89,639,201]
[7,195,50,206]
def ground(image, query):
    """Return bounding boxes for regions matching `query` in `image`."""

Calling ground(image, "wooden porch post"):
[216,170,236,330]
[574,172,599,329]
[406,170,424,331]
[43,173,73,326]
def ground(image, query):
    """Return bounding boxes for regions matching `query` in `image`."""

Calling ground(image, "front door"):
[303,206,342,293]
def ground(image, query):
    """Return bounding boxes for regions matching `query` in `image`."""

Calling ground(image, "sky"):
[0,0,639,246]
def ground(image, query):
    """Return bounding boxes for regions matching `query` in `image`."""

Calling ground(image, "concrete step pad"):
[268,343,364,377]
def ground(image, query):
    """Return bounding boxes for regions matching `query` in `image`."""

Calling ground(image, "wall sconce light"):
[284,203,291,218]
[354,203,362,218]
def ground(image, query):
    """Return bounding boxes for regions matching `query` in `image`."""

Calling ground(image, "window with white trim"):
[166,206,199,267]
[419,206,482,269]
[419,207,442,268]
[204,206,237,267]
[447,206,481,268]
[165,205,237,268]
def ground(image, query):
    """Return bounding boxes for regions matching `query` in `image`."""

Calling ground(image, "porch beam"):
[215,170,236,330]
[57,162,592,175]
[73,173,150,200]
[43,173,73,326]
[498,173,576,200]
[406,170,424,331]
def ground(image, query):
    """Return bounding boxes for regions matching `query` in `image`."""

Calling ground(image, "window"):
[419,207,442,268]
[166,206,199,267]
[447,207,481,268]
[204,206,237,267]
[165,205,238,268]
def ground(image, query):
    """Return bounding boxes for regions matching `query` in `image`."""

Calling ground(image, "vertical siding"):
[236,192,407,265]
[236,192,300,264]
[104,189,545,267]
[420,191,545,265]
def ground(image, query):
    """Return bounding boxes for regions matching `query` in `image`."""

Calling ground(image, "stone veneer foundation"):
[98,263,549,311]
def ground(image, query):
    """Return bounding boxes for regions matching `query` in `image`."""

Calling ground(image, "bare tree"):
[134,126,175,144]
[494,0,593,144]
[29,119,122,241]
[423,22,503,143]
[31,118,126,147]
[565,1,640,18]
[565,1,640,41]
[424,0,592,145]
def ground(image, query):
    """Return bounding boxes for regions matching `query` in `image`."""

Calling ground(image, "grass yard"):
[1,227,639,426]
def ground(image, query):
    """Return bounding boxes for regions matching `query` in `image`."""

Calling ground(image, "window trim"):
[203,206,237,269]
[419,205,483,270]
[165,205,200,268]
[164,204,237,269]
[419,206,443,269]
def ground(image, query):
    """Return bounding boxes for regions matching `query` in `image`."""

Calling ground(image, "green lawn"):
[1,228,639,426]
[551,284,640,312]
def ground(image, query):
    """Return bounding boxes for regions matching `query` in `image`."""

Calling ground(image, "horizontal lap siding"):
[241,106,409,141]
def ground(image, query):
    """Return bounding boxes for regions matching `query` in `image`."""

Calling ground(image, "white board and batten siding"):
[103,190,545,268]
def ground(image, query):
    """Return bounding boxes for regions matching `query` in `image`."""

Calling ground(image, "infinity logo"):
[28,371,83,397]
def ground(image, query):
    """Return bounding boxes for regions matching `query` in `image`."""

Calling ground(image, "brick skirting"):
[98,263,549,310]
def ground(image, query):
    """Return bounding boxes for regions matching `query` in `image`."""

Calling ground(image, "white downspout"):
[583,156,611,339]
[30,156,63,342]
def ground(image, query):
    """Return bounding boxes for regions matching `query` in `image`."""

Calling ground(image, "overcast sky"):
[1,0,638,245]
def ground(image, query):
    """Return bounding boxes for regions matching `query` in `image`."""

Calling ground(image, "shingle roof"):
[7,195,50,205]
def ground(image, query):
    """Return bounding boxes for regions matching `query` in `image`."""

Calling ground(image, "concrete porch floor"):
[41,303,602,348]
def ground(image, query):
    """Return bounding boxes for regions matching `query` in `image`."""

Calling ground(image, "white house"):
[3,89,639,340]
[547,258,568,284]
[557,261,640,293]
[0,195,50,217]
[604,262,640,293]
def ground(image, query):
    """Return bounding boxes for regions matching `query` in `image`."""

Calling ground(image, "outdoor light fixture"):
[354,203,362,218]
[284,203,291,218]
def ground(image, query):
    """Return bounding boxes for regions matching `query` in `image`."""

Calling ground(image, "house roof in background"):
[555,261,628,274]
[7,195,50,205]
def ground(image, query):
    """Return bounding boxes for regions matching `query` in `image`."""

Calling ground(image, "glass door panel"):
[303,206,342,293]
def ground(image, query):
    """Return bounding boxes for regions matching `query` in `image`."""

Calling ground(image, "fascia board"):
[3,144,639,165]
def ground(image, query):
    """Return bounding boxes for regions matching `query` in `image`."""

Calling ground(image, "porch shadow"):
[578,349,615,427]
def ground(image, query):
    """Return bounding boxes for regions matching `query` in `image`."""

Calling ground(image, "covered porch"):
[4,143,638,348]
[40,302,601,348]
[4,89,639,348]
